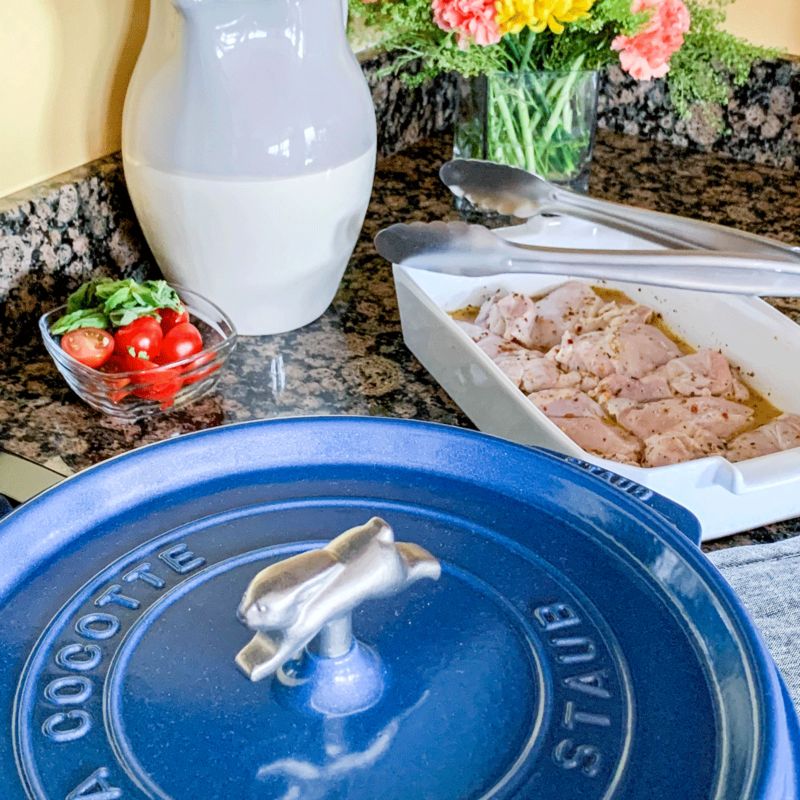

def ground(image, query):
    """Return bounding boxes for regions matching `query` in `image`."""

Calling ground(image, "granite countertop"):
[1,128,799,553]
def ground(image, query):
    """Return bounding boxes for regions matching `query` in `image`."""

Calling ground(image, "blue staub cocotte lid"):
[0,417,797,799]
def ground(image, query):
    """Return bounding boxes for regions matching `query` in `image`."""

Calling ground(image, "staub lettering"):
[38,541,206,799]
[552,738,602,778]
[567,457,654,501]
[533,601,621,781]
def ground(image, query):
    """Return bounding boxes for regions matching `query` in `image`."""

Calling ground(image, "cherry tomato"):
[100,354,140,403]
[159,306,189,334]
[60,327,114,369]
[105,353,183,406]
[181,351,221,386]
[159,322,203,364]
[133,377,183,406]
[114,317,163,360]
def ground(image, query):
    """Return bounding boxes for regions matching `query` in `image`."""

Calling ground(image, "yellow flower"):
[496,0,538,35]
[531,0,594,33]
[495,0,593,36]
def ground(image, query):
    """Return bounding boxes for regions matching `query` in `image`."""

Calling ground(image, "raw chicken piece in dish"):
[664,349,749,401]
[726,414,800,462]
[475,292,538,346]
[476,282,651,350]
[493,350,562,393]
[456,281,791,467]
[643,423,724,467]
[614,397,753,440]
[528,389,604,418]
[455,320,522,360]
[594,348,749,405]
[552,417,643,465]
[551,322,681,379]
[593,371,674,404]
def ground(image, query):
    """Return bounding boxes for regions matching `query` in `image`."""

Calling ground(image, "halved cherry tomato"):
[114,317,163,360]
[159,306,190,334]
[158,322,203,364]
[60,327,114,369]
[181,351,221,386]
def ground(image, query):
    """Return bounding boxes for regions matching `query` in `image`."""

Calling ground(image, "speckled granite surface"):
[598,58,800,170]
[1,129,799,552]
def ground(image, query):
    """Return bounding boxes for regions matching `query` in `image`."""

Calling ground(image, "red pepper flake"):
[566,338,574,344]
[690,404,698,413]
[722,412,729,419]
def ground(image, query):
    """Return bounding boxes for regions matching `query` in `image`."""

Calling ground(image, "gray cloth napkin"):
[709,536,800,709]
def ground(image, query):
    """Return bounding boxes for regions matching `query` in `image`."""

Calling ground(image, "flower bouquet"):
[352,0,772,187]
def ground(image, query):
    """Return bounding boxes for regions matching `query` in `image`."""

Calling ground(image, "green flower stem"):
[517,30,535,73]
[489,78,525,166]
[514,84,536,172]
[541,55,585,144]
[514,31,538,171]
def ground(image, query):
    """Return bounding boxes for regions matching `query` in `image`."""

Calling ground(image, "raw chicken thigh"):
[613,397,753,440]
[553,418,643,465]
[550,322,681,379]
[457,281,790,467]
[727,414,800,461]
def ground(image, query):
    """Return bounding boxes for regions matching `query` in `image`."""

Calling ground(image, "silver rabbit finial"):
[235,517,441,682]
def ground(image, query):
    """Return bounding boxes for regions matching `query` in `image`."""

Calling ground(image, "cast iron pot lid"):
[0,418,797,800]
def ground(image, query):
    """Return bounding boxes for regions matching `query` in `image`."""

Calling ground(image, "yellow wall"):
[0,0,149,198]
[724,0,800,55]
[0,0,796,199]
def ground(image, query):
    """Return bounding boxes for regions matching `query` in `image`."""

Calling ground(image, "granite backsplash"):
[0,51,797,337]
[599,58,800,170]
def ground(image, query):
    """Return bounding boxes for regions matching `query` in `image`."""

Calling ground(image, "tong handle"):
[550,187,800,261]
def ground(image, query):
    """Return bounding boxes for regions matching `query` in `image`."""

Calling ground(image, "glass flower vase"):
[454,68,599,194]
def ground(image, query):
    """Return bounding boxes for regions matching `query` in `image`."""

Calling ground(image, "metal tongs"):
[440,159,800,260]
[373,159,800,296]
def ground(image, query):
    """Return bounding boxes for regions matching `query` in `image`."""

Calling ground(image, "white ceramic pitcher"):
[123,0,376,335]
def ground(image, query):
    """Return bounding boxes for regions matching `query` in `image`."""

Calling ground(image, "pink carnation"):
[432,0,501,48]
[612,0,690,81]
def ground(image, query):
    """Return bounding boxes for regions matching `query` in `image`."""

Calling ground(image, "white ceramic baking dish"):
[394,214,800,540]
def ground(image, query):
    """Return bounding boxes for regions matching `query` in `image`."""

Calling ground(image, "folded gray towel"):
[709,536,800,709]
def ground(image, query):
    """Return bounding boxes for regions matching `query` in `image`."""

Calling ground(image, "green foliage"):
[668,0,777,116]
[350,0,778,118]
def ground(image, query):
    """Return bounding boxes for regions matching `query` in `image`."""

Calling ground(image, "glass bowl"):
[40,286,237,421]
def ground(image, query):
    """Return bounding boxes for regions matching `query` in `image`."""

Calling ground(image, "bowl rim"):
[39,284,238,379]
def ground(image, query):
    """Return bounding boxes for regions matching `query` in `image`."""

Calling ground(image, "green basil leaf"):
[92,279,126,300]
[50,309,110,335]
[65,283,91,313]
[103,286,135,312]
[143,280,182,312]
